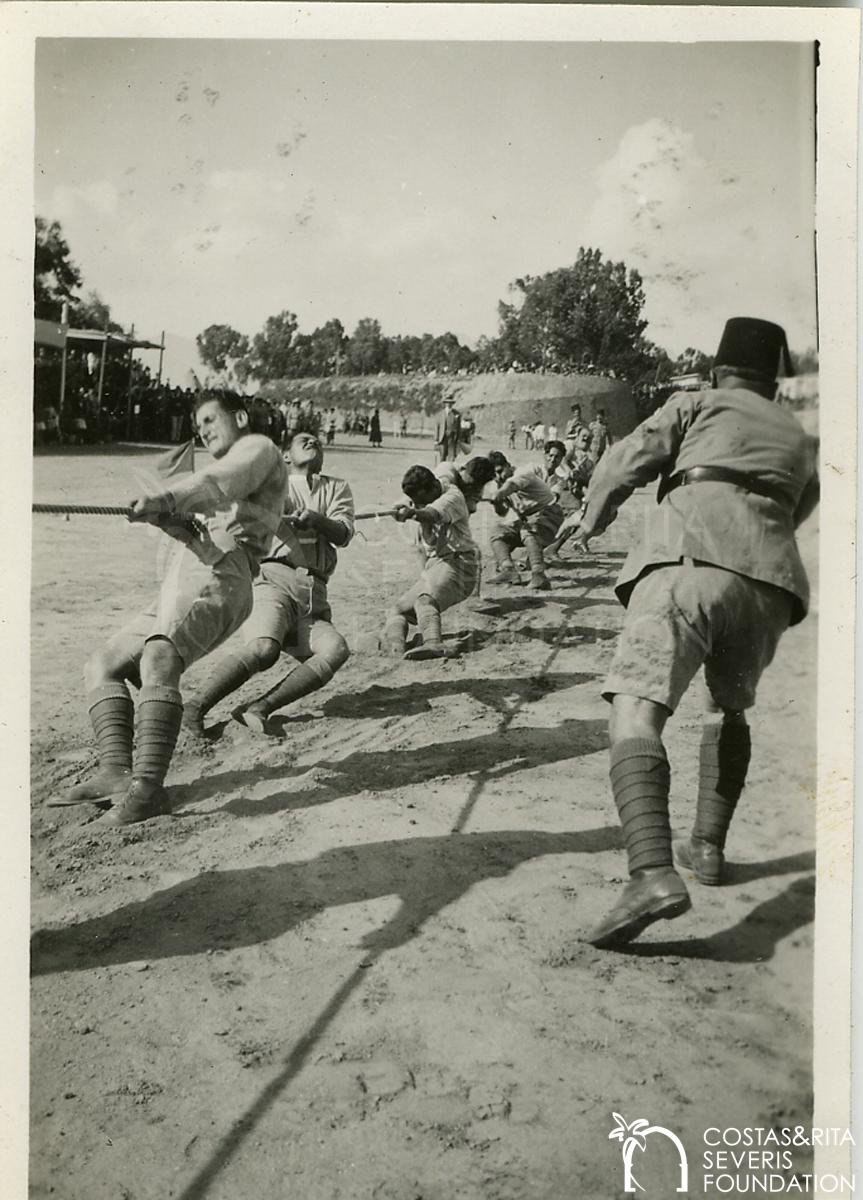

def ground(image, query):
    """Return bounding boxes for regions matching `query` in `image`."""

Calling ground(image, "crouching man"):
[485,450,563,591]
[183,430,354,736]
[69,390,287,823]
[383,465,481,660]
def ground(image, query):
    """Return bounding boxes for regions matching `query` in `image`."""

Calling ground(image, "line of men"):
[64,317,818,954]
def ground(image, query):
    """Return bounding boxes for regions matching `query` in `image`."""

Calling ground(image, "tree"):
[250,311,299,382]
[791,347,818,374]
[308,319,347,377]
[195,321,249,376]
[673,347,713,377]
[346,318,385,375]
[495,247,655,380]
[71,290,124,334]
[34,217,82,320]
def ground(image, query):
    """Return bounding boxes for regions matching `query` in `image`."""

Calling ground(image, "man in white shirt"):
[485,450,563,591]
[183,430,354,736]
[68,391,287,823]
[383,465,481,659]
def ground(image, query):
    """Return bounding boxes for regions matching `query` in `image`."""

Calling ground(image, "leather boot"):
[587,868,691,949]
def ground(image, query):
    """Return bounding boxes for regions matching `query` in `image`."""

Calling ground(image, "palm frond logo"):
[610,1113,689,1194]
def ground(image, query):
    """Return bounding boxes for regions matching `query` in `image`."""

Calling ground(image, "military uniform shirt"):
[580,387,819,624]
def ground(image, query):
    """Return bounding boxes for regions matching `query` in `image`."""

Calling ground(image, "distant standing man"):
[572,318,819,949]
[436,393,462,462]
[564,403,587,450]
[588,408,612,461]
[507,420,517,450]
[69,391,287,824]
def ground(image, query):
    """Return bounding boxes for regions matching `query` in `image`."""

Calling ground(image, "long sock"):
[68,683,135,800]
[134,686,183,785]
[489,538,515,570]
[383,614,409,653]
[185,647,261,720]
[88,683,134,770]
[252,657,335,717]
[609,738,672,874]
[523,532,547,576]
[415,597,443,646]
[472,552,483,598]
[693,722,751,849]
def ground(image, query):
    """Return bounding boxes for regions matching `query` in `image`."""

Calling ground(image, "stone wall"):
[443,373,638,442]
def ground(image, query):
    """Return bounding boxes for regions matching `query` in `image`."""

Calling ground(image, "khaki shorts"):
[242,560,337,660]
[400,553,479,614]
[491,505,564,550]
[603,561,793,713]
[111,546,254,670]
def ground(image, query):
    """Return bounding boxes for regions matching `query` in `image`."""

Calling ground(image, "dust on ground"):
[30,436,816,1200]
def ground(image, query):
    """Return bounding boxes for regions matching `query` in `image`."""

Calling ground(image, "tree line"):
[35,216,817,392]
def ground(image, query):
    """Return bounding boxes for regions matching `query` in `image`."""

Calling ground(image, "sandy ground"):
[30,436,817,1200]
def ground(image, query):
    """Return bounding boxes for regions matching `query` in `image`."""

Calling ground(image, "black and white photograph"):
[3,5,858,1198]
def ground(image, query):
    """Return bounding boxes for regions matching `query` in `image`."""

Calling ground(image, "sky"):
[35,38,817,381]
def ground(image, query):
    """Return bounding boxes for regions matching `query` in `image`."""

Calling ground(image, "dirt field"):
[30,435,817,1200]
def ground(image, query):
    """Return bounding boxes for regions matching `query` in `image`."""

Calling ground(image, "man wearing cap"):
[569,317,819,950]
[435,393,462,463]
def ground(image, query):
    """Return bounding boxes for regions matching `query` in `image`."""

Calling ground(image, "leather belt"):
[663,466,789,508]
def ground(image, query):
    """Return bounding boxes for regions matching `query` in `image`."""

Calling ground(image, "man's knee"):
[247,637,282,671]
[140,636,183,685]
[608,693,670,744]
[85,643,139,690]
[704,706,748,728]
[317,632,350,671]
[414,592,439,614]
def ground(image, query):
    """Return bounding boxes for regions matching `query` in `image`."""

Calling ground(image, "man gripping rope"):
[69,390,287,825]
[484,450,564,591]
[183,430,354,736]
[570,318,819,949]
[382,464,482,660]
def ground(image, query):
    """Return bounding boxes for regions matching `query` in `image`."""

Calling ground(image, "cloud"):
[52,181,119,220]
[582,118,815,352]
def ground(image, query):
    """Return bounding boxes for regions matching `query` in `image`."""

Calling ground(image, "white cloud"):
[582,118,816,353]
[52,181,120,221]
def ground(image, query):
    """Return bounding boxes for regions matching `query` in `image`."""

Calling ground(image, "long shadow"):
[618,875,815,963]
[30,826,620,976]
[468,595,609,621]
[724,849,814,885]
[318,671,599,720]
[469,595,547,615]
[221,717,609,818]
[457,623,617,654]
[165,710,604,816]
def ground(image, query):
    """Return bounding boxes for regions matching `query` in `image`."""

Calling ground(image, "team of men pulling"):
[66,317,819,951]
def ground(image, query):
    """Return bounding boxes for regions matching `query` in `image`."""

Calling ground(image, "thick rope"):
[34,503,397,523]
[32,503,207,539]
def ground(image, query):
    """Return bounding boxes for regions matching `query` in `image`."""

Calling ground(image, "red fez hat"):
[714,317,795,379]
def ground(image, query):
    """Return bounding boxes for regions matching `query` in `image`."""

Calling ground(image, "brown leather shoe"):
[674,837,725,886]
[587,868,691,949]
[528,572,552,591]
[486,565,521,586]
[59,765,132,806]
[102,778,172,826]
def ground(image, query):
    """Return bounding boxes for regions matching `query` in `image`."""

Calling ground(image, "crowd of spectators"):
[33,353,198,447]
